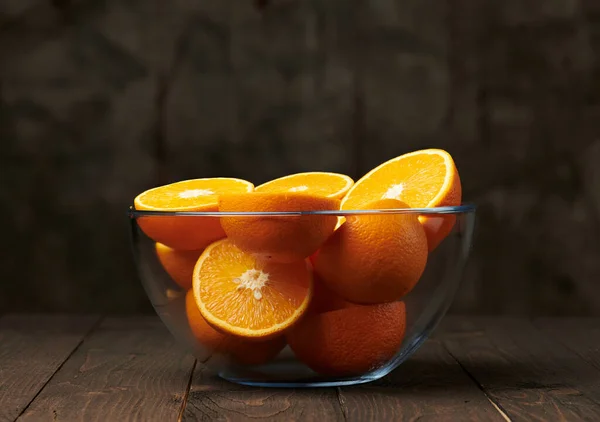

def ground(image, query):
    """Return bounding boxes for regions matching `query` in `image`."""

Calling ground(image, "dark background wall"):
[1,0,599,315]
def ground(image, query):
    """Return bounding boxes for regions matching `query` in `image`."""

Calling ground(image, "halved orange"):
[341,149,462,251]
[155,243,203,290]
[192,238,313,339]
[255,172,354,199]
[219,192,340,263]
[134,178,253,250]
[185,290,286,365]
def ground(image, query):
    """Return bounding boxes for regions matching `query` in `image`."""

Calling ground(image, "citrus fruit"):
[134,178,254,250]
[286,301,407,376]
[341,149,461,251]
[185,290,285,365]
[155,242,203,290]
[255,172,354,199]
[314,198,428,304]
[192,238,313,339]
[310,275,355,313]
[218,192,340,263]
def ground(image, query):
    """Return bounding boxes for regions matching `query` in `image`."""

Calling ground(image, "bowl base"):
[219,373,383,388]
[218,357,395,388]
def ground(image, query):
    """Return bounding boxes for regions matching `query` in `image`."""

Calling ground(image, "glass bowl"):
[128,205,475,387]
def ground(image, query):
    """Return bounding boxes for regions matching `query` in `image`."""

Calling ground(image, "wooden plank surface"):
[17,317,195,422]
[440,317,600,421]
[4,316,600,421]
[0,314,99,422]
[337,340,505,421]
[182,365,346,421]
[535,318,600,372]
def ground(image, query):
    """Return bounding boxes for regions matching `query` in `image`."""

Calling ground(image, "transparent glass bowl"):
[128,205,475,387]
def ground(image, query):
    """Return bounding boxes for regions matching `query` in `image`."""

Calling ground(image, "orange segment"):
[185,290,285,366]
[134,178,254,250]
[155,243,203,290]
[219,192,340,263]
[315,198,428,304]
[286,301,407,376]
[192,238,313,339]
[341,149,462,251]
[255,172,354,199]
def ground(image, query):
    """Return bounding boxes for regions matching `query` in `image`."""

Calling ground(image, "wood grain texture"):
[3,316,600,421]
[440,317,600,421]
[359,0,449,171]
[448,0,600,316]
[535,318,600,372]
[182,365,345,421]
[337,340,505,421]
[0,0,158,314]
[18,317,195,422]
[165,0,357,185]
[163,0,237,183]
[0,314,98,422]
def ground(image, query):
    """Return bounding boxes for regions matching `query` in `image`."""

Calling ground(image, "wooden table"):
[1,315,599,422]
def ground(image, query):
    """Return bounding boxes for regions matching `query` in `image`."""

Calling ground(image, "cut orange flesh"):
[219,192,340,263]
[341,149,461,251]
[135,178,254,211]
[192,239,313,339]
[185,290,286,366]
[134,178,253,250]
[255,172,354,199]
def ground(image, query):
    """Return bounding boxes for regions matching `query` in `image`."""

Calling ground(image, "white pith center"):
[232,269,269,300]
[179,189,214,199]
[289,185,308,192]
[382,183,404,200]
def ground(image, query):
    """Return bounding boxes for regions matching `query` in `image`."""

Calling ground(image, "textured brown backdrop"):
[1,0,599,315]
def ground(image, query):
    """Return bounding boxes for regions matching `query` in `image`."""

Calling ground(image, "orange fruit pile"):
[133,150,462,374]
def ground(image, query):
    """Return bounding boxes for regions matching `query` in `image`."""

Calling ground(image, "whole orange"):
[314,198,427,304]
[185,290,285,366]
[310,274,355,314]
[286,301,406,376]
[155,243,202,290]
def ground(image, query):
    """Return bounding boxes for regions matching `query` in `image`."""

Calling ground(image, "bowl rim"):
[128,203,476,218]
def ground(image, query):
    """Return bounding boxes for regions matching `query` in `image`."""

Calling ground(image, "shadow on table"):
[188,346,596,395]
[371,355,596,394]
